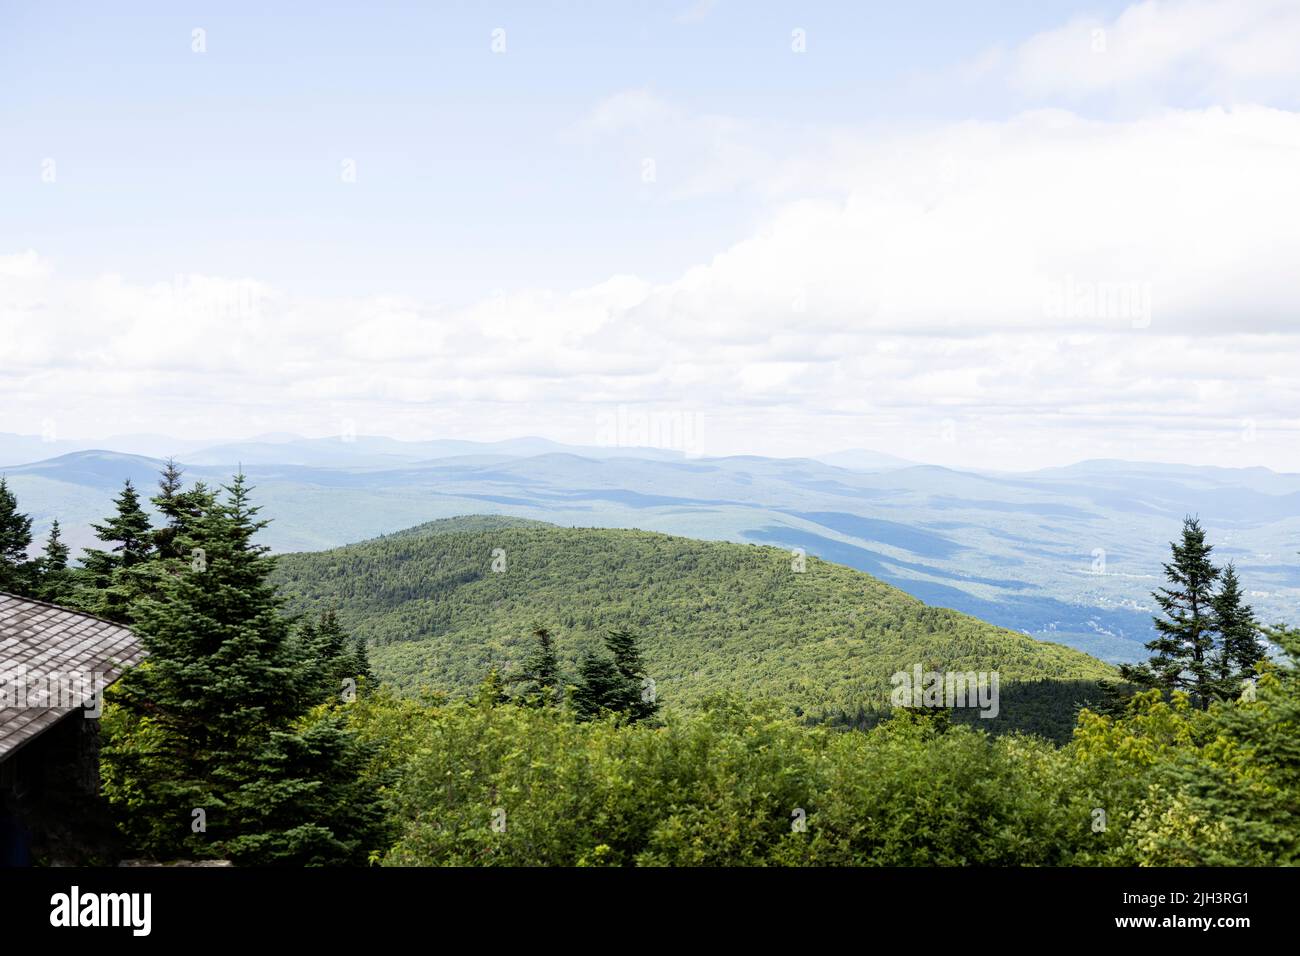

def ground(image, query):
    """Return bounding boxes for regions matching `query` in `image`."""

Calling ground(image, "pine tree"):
[606,627,659,722]
[151,460,213,560]
[511,624,561,705]
[101,473,386,865]
[35,519,73,603]
[75,479,157,621]
[0,477,35,596]
[1122,516,1220,710]
[571,628,659,722]
[1212,563,1265,694]
[571,651,624,720]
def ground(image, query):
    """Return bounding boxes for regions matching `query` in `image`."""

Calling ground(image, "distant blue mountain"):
[4,444,1296,665]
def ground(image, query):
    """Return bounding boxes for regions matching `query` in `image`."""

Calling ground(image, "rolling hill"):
[271,516,1116,733]
[8,446,1297,664]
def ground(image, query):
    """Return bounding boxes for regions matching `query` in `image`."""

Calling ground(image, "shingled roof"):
[0,592,144,762]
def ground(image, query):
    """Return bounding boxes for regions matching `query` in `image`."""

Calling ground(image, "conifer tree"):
[1212,563,1266,693]
[1122,516,1220,709]
[572,628,659,722]
[35,519,73,603]
[151,460,214,560]
[571,651,624,720]
[606,627,659,721]
[511,624,561,705]
[101,473,385,865]
[74,479,157,622]
[293,609,370,705]
[86,478,155,571]
[0,477,35,596]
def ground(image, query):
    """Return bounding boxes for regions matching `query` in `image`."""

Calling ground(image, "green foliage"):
[35,519,74,603]
[99,472,387,865]
[1212,563,1266,695]
[572,628,659,722]
[509,624,561,706]
[272,519,1115,725]
[0,476,36,595]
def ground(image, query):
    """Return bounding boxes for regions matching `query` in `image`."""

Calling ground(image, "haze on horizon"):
[3,0,1299,471]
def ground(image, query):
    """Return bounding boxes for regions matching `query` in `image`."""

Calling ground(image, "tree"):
[87,479,155,570]
[151,460,214,560]
[77,479,157,622]
[606,627,659,722]
[476,665,510,707]
[1122,517,1220,709]
[571,651,626,720]
[572,628,659,722]
[293,609,371,706]
[1212,563,1265,695]
[35,519,73,604]
[511,624,561,706]
[0,477,35,596]
[100,473,386,865]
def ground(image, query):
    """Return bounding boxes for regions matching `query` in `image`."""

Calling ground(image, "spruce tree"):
[1122,516,1220,709]
[572,628,659,722]
[76,479,157,621]
[101,473,386,865]
[151,460,213,560]
[293,609,369,705]
[87,478,155,569]
[35,519,73,603]
[606,627,659,721]
[0,477,35,596]
[511,624,561,705]
[571,651,624,720]
[1212,563,1265,693]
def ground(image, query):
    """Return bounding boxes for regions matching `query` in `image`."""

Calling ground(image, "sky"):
[2,0,1299,470]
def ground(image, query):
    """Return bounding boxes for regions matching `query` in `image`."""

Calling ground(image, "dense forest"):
[270,515,1115,736]
[0,465,1294,866]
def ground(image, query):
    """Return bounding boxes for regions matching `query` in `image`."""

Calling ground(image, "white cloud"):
[4,1,1300,470]
[999,0,1300,103]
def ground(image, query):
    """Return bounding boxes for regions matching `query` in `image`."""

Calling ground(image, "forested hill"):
[272,516,1115,725]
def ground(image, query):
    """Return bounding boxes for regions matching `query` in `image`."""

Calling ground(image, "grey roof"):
[0,592,144,762]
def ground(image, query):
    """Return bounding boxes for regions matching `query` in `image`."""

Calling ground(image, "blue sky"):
[4,0,1133,298]
[2,0,1299,469]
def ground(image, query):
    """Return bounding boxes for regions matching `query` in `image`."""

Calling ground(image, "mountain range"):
[2,432,1296,663]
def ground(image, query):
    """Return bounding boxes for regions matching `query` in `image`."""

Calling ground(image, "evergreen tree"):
[0,477,35,596]
[511,624,561,705]
[1122,517,1220,710]
[100,473,386,865]
[35,519,73,604]
[606,627,659,722]
[352,635,374,686]
[76,479,157,621]
[87,479,155,569]
[151,461,214,560]
[1212,563,1265,695]
[293,609,370,705]
[571,651,624,720]
[572,628,659,722]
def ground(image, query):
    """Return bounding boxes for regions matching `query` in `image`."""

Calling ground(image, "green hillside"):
[272,516,1115,728]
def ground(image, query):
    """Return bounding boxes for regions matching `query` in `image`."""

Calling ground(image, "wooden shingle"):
[0,592,145,761]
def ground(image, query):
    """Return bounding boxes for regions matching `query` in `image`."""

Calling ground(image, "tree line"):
[2,464,383,865]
